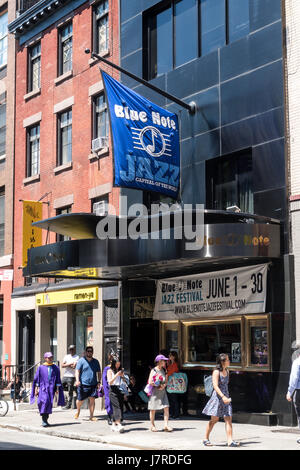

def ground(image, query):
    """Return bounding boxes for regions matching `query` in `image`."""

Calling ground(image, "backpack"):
[166,372,188,394]
[204,374,214,397]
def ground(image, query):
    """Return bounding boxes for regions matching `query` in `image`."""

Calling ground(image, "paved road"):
[0,428,135,450]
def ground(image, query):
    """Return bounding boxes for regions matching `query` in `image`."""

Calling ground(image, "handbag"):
[166,372,188,394]
[97,384,105,398]
[204,374,214,397]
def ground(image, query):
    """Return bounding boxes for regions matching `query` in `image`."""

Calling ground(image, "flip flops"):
[203,439,213,446]
[228,441,240,447]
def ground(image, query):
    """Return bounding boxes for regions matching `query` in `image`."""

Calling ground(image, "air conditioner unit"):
[93,200,108,216]
[91,136,108,153]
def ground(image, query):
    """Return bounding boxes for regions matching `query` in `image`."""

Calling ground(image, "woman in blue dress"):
[202,353,240,447]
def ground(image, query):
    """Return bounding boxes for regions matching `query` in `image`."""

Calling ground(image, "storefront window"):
[49,309,57,362]
[246,317,269,367]
[161,322,179,354]
[72,304,93,357]
[185,321,241,363]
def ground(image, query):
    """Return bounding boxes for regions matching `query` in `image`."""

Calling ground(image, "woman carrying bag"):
[202,353,240,447]
[147,354,173,432]
[107,357,127,433]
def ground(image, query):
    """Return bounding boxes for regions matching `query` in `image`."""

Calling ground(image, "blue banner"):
[101,71,180,198]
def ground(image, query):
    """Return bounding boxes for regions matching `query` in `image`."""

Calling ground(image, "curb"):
[0,422,168,450]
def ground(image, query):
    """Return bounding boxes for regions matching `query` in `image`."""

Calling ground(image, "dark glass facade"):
[120,0,294,426]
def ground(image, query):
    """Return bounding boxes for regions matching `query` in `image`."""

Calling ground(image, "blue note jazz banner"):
[101,70,180,198]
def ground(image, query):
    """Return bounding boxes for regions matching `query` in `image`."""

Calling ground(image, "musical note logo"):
[131,125,172,158]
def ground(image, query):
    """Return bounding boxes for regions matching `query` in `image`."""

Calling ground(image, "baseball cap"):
[155,354,169,362]
[68,344,75,349]
[44,352,53,358]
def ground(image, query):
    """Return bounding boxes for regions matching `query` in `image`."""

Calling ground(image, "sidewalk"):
[0,407,299,450]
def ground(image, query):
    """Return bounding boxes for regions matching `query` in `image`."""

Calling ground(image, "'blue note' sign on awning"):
[101,71,180,198]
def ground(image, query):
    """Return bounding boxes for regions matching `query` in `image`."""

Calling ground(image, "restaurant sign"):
[154,264,268,320]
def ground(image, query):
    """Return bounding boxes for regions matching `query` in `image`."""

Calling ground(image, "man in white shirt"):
[62,345,79,410]
[286,342,300,444]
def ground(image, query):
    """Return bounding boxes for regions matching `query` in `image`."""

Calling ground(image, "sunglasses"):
[86,350,93,353]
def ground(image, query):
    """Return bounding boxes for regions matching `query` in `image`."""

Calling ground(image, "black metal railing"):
[2,361,60,410]
[16,0,41,14]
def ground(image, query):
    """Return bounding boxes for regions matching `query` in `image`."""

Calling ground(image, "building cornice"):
[8,0,72,36]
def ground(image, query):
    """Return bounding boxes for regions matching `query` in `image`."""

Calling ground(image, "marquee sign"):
[101,71,180,198]
[154,264,268,320]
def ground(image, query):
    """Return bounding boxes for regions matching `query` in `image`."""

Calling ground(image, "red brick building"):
[9,0,120,375]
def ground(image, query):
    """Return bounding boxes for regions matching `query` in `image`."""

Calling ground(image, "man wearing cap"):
[30,352,65,427]
[286,342,300,444]
[61,345,79,410]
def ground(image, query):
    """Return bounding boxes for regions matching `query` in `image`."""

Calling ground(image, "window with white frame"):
[0,11,7,68]
[0,92,6,157]
[0,188,4,257]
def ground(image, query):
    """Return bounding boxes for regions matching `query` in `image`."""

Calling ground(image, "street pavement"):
[0,407,299,451]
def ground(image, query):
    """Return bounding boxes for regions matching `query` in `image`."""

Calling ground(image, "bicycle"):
[0,379,9,417]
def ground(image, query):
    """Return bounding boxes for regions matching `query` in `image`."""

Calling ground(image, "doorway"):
[18,310,35,379]
[130,319,159,388]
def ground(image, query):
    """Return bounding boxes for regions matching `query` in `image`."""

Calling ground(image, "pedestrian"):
[9,375,27,402]
[30,352,65,427]
[74,346,101,421]
[286,343,300,444]
[167,351,180,419]
[61,344,79,410]
[107,357,127,433]
[148,354,172,432]
[102,353,114,425]
[202,353,240,447]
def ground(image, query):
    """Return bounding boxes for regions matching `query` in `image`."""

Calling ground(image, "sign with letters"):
[22,200,43,267]
[101,70,180,198]
[154,264,268,320]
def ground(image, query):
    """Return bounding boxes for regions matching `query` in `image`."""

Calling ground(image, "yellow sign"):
[22,200,43,267]
[36,286,98,306]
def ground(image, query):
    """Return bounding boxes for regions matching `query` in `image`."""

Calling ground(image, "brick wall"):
[14,0,120,288]
[285,0,300,341]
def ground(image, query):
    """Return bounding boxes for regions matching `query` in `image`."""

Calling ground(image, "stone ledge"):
[233,412,278,426]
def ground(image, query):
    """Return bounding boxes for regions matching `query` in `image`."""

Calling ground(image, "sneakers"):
[112,423,125,433]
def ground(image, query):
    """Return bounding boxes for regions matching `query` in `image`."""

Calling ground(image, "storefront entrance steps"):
[233,412,278,426]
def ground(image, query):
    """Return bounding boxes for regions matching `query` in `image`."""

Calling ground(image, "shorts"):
[77,384,98,401]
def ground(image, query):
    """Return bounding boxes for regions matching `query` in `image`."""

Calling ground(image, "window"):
[0,189,4,256]
[58,22,72,75]
[246,316,269,367]
[201,0,225,55]
[26,124,40,177]
[93,0,109,55]
[145,0,198,79]
[92,195,109,216]
[93,93,109,140]
[0,11,7,68]
[57,109,72,165]
[227,0,249,43]
[0,92,6,156]
[185,320,241,363]
[161,322,179,354]
[72,304,94,356]
[144,0,249,79]
[206,149,253,213]
[28,42,41,92]
[56,206,71,242]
